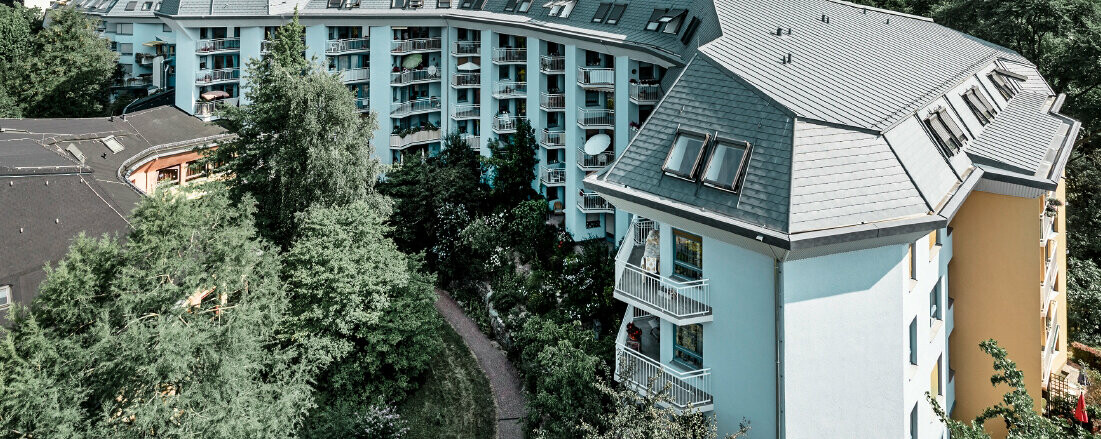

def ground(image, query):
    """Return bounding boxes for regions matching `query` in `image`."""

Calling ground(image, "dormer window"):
[988,69,1022,100]
[702,140,752,193]
[962,87,997,126]
[662,131,708,179]
[923,109,968,156]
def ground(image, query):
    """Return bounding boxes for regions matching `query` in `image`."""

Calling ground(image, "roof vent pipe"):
[776,27,783,36]
[821,14,829,23]
[787,28,792,35]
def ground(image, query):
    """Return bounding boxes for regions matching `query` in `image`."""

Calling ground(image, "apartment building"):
[582,2,1078,438]
[62,0,1079,436]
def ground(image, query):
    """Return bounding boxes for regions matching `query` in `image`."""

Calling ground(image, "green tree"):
[284,200,442,437]
[23,7,117,117]
[527,338,608,439]
[931,339,1098,438]
[209,19,379,247]
[1069,256,1101,346]
[0,185,316,438]
[577,377,749,439]
[486,119,539,208]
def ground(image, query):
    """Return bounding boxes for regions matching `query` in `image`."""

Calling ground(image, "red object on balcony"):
[1076,393,1089,424]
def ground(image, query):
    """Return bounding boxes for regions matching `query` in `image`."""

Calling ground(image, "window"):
[605,3,626,25]
[680,17,701,44]
[988,70,1019,100]
[932,356,942,396]
[910,403,918,439]
[516,0,531,12]
[674,324,703,369]
[186,161,205,181]
[140,1,152,10]
[702,140,751,193]
[962,87,997,125]
[662,131,707,179]
[156,166,179,184]
[503,0,516,11]
[119,43,133,55]
[905,243,917,281]
[645,9,663,30]
[584,90,599,107]
[0,285,10,310]
[662,13,684,34]
[592,2,611,22]
[646,8,687,32]
[117,23,133,34]
[162,23,170,32]
[544,0,575,17]
[437,0,451,6]
[923,108,968,157]
[908,318,918,365]
[673,229,703,280]
[124,1,137,10]
[327,0,342,7]
[930,280,942,323]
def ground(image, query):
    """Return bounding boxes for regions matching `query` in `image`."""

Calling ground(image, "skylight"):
[680,17,701,44]
[124,1,137,10]
[962,87,997,126]
[645,9,663,31]
[988,70,1020,100]
[543,0,575,17]
[702,140,751,193]
[592,2,611,23]
[504,0,516,12]
[923,109,968,156]
[517,0,531,12]
[605,3,626,25]
[645,8,688,32]
[662,132,708,179]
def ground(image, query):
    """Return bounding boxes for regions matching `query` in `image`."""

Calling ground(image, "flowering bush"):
[351,404,408,439]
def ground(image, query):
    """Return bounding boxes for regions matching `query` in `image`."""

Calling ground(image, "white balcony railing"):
[540,55,564,73]
[196,68,240,84]
[578,147,614,170]
[451,73,480,88]
[326,37,370,54]
[540,92,565,111]
[355,97,370,113]
[460,133,480,150]
[578,67,615,89]
[1042,323,1061,387]
[197,37,240,53]
[633,218,656,247]
[451,40,480,56]
[452,104,480,120]
[578,191,614,213]
[390,129,441,149]
[493,114,519,133]
[390,97,441,117]
[1042,214,1057,245]
[578,107,614,128]
[541,129,565,148]
[193,98,238,119]
[334,67,370,83]
[493,81,527,99]
[391,68,440,85]
[630,82,662,104]
[616,344,713,411]
[391,37,441,54]
[493,47,526,64]
[539,164,566,186]
[615,262,712,324]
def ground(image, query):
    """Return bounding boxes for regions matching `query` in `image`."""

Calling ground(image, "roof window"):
[592,2,611,23]
[605,3,626,24]
[504,0,517,11]
[124,1,137,10]
[140,1,152,10]
[680,16,701,44]
[923,109,968,156]
[662,131,708,179]
[646,8,688,32]
[702,139,752,193]
[962,87,997,126]
[543,0,576,17]
[517,0,532,12]
[988,69,1022,100]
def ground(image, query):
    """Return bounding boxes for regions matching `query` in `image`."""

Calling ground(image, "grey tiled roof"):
[701,0,1028,132]
[105,0,159,18]
[603,56,794,233]
[967,92,1072,176]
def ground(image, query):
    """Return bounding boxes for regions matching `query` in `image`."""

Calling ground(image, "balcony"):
[578,147,614,171]
[578,67,615,90]
[452,104,480,120]
[334,67,370,84]
[540,92,565,111]
[492,114,519,134]
[260,40,272,54]
[614,218,712,325]
[493,47,526,64]
[451,73,480,88]
[578,107,614,128]
[327,37,370,54]
[539,164,566,186]
[196,68,240,85]
[355,97,370,113]
[390,129,441,149]
[540,55,564,74]
[193,97,238,119]
[390,97,441,118]
[578,191,614,214]
[1042,213,1057,245]
[391,37,441,54]
[196,38,240,54]
[451,41,480,56]
[1042,322,1061,388]
[459,133,480,150]
[629,82,662,105]
[540,129,565,148]
[615,343,713,412]
[493,81,527,99]
[391,68,441,85]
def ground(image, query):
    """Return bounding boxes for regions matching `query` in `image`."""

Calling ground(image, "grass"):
[399,315,496,439]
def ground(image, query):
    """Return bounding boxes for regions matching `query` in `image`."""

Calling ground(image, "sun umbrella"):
[201,90,230,101]
[457,62,480,71]
[584,133,612,155]
[402,54,423,69]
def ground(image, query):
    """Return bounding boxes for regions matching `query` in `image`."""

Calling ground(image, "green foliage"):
[349,404,409,439]
[930,339,1098,438]
[269,10,309,72]
[0,5,117,117]
[577,376,749,439]
[209,35,379,247]
[486,119,539,207]
[0,185,316,438]
[1069,256,1101,346]
[526,334,608,439]
[285,201,442,437]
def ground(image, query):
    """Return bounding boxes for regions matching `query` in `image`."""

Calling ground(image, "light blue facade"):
[101,17,175,96]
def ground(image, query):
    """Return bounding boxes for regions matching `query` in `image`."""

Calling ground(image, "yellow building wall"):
[948,180,1066,437]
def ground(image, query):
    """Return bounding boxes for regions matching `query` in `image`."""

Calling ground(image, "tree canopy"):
[486,119,539,208]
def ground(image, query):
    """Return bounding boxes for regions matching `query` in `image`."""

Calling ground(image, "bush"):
[526,337,609,438]
[352,404,409,439]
